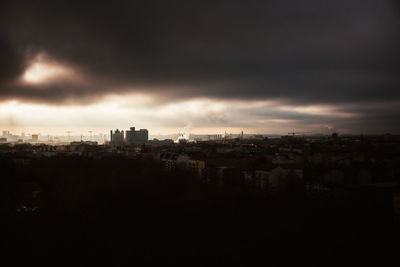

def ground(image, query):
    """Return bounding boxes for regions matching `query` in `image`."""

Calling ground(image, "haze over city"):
[1,0,399,135]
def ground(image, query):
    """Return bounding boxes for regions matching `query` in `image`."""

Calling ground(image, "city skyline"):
[1,1,400,135]
[2,2,399,264]
[0,124,358,140]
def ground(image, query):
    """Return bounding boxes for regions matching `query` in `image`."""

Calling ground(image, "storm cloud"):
[1,0,400,133]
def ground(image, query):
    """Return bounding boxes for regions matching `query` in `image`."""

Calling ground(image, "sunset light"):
[22,55,77,84]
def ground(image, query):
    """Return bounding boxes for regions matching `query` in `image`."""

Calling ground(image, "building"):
[32,134,39,142]
[126,127,148,145]
[188,159,206,178]
[110,129,125,146]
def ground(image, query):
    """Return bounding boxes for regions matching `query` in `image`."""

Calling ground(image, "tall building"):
[32,134,39,142]
[110,129,125,146]
[126,127,148,145]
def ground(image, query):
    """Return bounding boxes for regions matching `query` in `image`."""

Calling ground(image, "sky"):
[1,0,400,136]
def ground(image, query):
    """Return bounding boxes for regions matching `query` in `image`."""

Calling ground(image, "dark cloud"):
[1,0,400,132]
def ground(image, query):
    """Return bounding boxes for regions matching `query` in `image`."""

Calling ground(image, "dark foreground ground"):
[1,155,399,266]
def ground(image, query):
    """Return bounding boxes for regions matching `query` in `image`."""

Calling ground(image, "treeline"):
[0,155,398,266]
